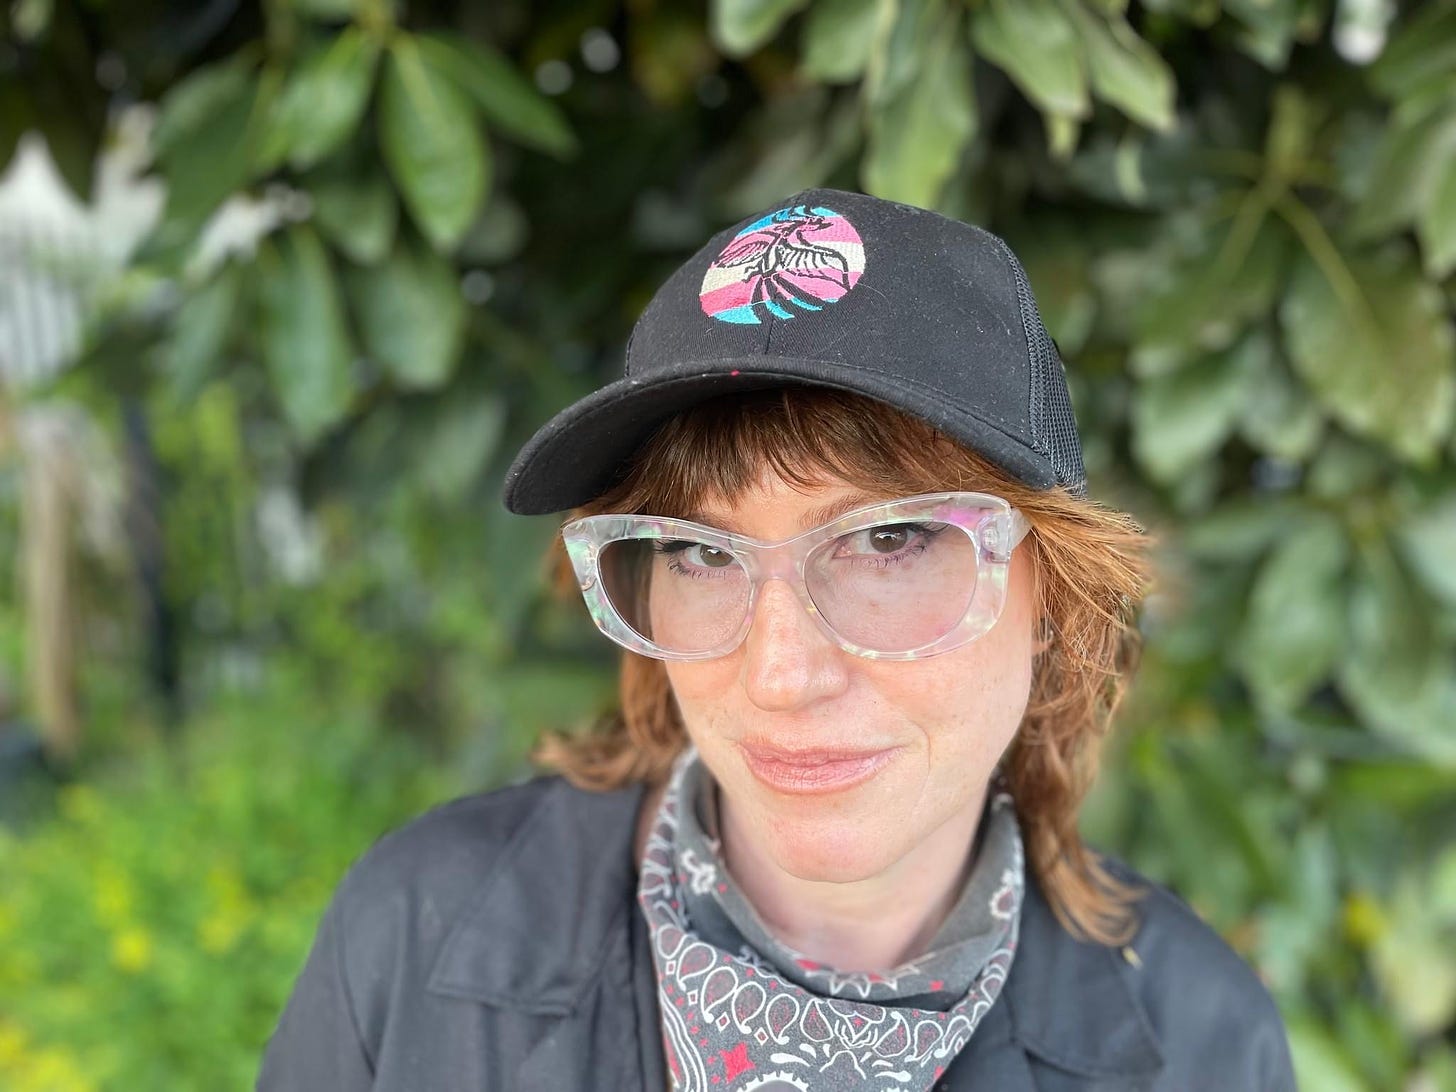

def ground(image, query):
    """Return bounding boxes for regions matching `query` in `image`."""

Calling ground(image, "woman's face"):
[662,467,1039,884]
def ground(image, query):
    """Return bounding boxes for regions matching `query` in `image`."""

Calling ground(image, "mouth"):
[737,742,899,795]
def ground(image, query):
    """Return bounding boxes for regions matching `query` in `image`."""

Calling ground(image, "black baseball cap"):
[503,187,1086,515]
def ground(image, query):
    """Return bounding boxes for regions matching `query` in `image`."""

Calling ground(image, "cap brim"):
[502,357,1059,515]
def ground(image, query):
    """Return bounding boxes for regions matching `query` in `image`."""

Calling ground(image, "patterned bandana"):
[636,749,1025,1092]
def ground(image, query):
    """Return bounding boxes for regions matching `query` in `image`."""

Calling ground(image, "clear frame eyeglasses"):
[560,492,1032,662]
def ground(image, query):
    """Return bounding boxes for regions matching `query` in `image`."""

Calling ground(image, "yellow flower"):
[206,863,249,913]
[91,869,133,926]
[1343,892,1388,947]
[20,1046,96,1092]
[110,928,154,974]
[0,1020,30,1067]
[198,910,244,956]
[56,786,100,825]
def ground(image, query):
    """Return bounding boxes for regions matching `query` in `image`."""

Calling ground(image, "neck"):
[715,783,987,974]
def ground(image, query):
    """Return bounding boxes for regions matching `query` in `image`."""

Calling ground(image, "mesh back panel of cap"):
[985,234,1087,496]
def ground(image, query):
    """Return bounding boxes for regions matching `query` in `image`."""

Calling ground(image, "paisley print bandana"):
[636,749,1024,1092]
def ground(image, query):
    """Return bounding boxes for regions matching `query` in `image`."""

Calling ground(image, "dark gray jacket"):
[257,775,1296,1091]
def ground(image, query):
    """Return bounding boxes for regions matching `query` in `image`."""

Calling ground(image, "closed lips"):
[737,745,899,794]
[739,744,896,764]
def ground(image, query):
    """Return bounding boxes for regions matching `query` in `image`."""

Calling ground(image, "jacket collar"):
[426,777,648,1014]
[999,872,1164,1080]
[427,776,1163,1082]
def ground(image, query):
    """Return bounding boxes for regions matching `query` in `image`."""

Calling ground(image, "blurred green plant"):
[0,672,452,1090]
[1,0,1454,1088]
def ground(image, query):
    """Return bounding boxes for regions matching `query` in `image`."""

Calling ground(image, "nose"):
[740,579,850,712]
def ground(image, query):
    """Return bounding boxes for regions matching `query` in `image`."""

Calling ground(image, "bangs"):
[589,387,1022,519]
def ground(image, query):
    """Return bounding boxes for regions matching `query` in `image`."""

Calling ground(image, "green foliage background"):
[1,0,1454,1088]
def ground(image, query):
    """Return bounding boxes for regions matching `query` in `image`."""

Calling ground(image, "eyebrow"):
[684,491,885,535]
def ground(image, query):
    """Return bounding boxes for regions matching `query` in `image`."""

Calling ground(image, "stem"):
[1274,193,1382,343]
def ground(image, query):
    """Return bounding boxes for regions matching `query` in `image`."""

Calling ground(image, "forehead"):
[687,486,891,538]
[677,467,893,536]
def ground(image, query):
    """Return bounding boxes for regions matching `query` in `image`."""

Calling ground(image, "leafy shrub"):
[0,676,453,1090]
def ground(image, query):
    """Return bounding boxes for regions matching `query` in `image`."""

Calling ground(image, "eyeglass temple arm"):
[1009,511,1032,547]
[1001,509,1036,556]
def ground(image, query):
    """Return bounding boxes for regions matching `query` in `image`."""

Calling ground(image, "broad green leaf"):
[256,226,356,443]
[1287,1021,1369,1092]
[629,14,721,106]
[863,10,975,208]
[1338,544,1456,762]
[309,170,398,265]
[972,0,1087,122]
[863,0,938,107]
[1163,737,1285,898]
[710,0,810,57]
[415,393,507,501]
[1345,993,1422,1090]
[1255,901,1321,995]
[1044,113,1081,161]
[1370,1,1456,103]
[1306,434,1387,500]
[153,61,265,227]
[1236,515,1348,711]
[152,60,252,157]
[1238,351,1324,462]
[1138,0,1220,24]
[1133,216,1289,368]
[348,235,466,390]
[1288,826,1338,928]
[415,32,577,159]
[1224,0,1302,70]
[162,264,240,403]
[379,36,489,252]
[1265,84,1316,185]
[1331,760,1456,812]
[1414,1048,1456,1092]
[271,28,379,170]
[1182,499,1297,562]
[458,193,532,265]
[801,0,882,83]
[1398,494,1456,606]
[1348,105,1456,242]
[1011,223,1095,353]
[292,0,359,18]
[1419,142,1456,277]
[1131,332,1259,483]
[1281,244,1456,463]
[718,88,860,214]
[1372,878,1456,1035]
[1433,848,1456,921]
[1065,4,1176,132]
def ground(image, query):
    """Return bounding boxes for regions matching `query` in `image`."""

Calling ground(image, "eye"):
[655,541,736,569]
[840,523,928,556]
[867,526,913,553]
[688,544,735,568]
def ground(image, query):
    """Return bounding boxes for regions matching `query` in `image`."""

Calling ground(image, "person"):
[257,188,1296,1091]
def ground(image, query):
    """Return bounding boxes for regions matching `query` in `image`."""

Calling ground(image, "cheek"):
[905,639,1032,763]
[663,660,737,737]
[905,557,1038,762]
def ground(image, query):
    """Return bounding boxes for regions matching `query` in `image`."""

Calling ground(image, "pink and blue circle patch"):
[698,204,866,325]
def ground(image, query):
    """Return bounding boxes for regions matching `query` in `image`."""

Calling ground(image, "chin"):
[759,815,896,884]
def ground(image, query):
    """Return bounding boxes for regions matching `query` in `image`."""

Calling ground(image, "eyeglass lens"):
[596,519,981,655]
